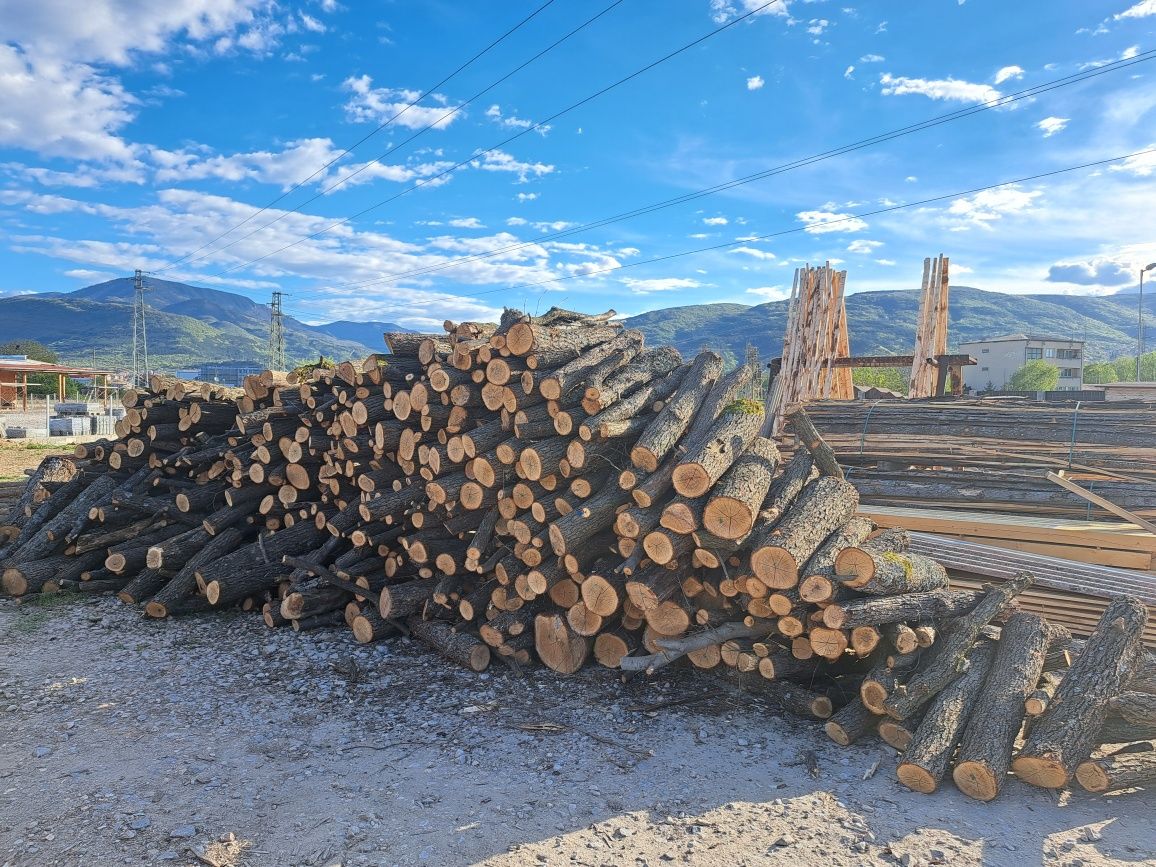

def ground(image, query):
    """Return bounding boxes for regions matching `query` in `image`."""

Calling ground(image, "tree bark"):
[953,611,1066,801]
[787,406,844,480]
[1108,691,1156,727]
[835,547,948,596]
[630,352,722,472]
[825,697,879,746]
[897,640,997,793]
[671,401,764,498]
[145,527,247,618]
[823,588,981,630]
[885,573,1032,720]
[409,617,491,671]
[757,452,815,527]
[1013,596,1150,789]
[749,477,860,589]
[701,437,782,541]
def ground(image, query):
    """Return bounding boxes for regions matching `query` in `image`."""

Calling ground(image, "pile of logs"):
[1,309,1153,799]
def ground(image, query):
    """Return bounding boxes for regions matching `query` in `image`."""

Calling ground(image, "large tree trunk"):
[671,401,764,498]
[897,640,997,793]
[885,573,1032,720]
[1013,596,1149,789]
[1076,749,1156,793]
[823,588,981,630]
[952,612,1067,801]
[700,437,781,541]
[748,477,859,589]
[630,352,722,472]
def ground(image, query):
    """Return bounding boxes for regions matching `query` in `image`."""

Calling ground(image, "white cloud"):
[993,65,1024,85]
[1110,147,1156,177]
[709,0,791,24]
[299,13,326,33]
[448,217,484,229]
[796,210,868,234]
[150,138,343,188]
[472,149,554,183]
[945,186,1041,229]
[1121,44,1140,60]
[847,239,883,254]
[880,72,1002,105]
[859,53,884,63]
[746,285,788,300]
[0,45,138,160]
[62,268,116,282]
[515,192,539,202]
[746,75,765,91]
[1036,116,1069,137]
[342,75,462,130]
[506,216,528,226]
[485,104,550,135]
[874,259,896,266]
[730,246,776,260]
[703,216,729,226]
[1047,257,1133,286]
[905,176,918,183]
[622,277,702,294]
[843,65,855,79]
[807,19,829,35]
[1116,1,1156,19]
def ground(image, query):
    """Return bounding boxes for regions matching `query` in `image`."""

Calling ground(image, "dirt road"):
[1,595,1152,867]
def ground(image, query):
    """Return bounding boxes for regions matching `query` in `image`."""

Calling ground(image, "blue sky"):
[1,0,1154,330]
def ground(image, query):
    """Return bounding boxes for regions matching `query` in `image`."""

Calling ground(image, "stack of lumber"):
[2,309,1154,798]
[804,399,1156,518]
[762,263,853,436]
[907,255,950,399]
[862,506,1156,571]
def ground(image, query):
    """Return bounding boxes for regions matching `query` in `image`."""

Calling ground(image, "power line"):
[160,0,629,275]
[322,50,1156,294]
[269,291,286,371]
[153,0,560,274]
[503,147,1156,294]
[197,0,786,280]
[338,146,1155,309]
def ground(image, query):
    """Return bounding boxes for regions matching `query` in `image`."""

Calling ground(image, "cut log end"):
[1074,761,1111,793]
[824,720,854,747]
[951,761,999,802]
[897,762,938,794]
[671,463,711,498]
[750,547,799,590]
[701,497,754,541]
[2,568,29,597]
[1011,755,1069,789]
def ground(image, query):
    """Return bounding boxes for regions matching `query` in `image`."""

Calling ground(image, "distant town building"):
[194,361,264,386]
[1090,381,1156,402]
[958,334,1085,392]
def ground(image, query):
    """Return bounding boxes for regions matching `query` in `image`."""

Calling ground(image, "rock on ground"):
[1,595,1153,867]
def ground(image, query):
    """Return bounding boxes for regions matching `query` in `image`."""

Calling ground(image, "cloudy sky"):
[1,0,1154,329]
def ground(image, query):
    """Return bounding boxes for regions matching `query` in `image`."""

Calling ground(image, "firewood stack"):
[1,306,1153,798]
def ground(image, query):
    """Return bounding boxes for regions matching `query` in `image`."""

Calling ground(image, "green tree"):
[1083,362,1118,385]
[0,340,58,363]
[851,367,909,395]
[1008,360,1059,391]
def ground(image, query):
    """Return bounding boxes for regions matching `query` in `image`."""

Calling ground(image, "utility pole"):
[131,270,150,388]
[269,291,286,371]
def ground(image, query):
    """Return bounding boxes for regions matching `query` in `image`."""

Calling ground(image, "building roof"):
[0,357,112,376]
[959,333,1085,346]
[1096,381,1156,388]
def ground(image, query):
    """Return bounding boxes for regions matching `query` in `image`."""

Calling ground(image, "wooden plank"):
[1046,471,1156,536]
[861,506,1156,554]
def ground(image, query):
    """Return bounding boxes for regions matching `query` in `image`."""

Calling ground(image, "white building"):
[958,334,1085,392]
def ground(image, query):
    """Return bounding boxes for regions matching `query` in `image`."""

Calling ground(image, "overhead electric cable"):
[164,0,630,273]
[195,0,786,278]
[322,50,1156,292]
[154,0,560,273]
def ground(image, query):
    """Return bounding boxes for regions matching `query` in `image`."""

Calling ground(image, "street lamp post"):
[1140,263,1156,382]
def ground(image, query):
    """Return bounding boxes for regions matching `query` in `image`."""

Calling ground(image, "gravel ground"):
[1,595,1153,867]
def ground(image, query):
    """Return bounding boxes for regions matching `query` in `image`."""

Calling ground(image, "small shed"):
[0,357,114,410]
[1092,382,1156,403]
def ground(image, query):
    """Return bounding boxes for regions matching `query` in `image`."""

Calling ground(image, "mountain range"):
[0,278,1150,371]
[0,278,409,369]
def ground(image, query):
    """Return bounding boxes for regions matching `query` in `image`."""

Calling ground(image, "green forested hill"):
[624,287,1153,366]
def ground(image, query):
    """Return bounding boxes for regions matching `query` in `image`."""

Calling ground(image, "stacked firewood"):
[1,308,1153,799]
